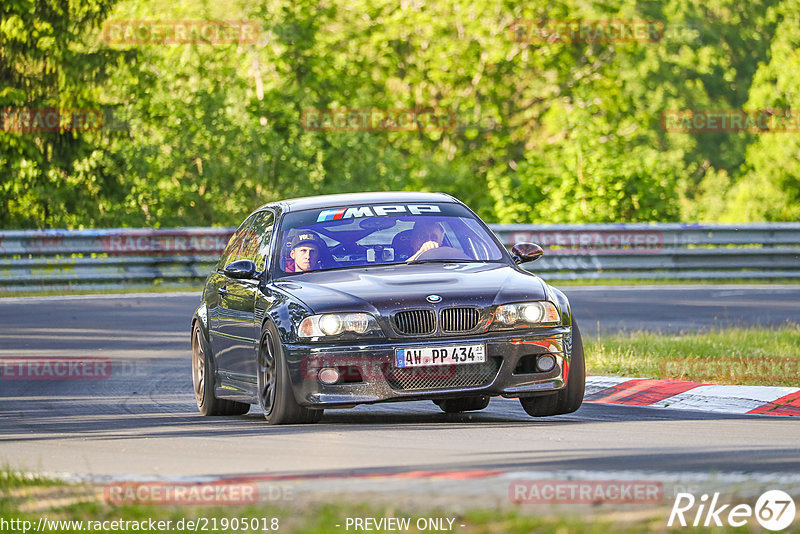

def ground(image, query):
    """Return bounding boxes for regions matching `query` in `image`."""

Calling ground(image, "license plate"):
[394,344,486,368]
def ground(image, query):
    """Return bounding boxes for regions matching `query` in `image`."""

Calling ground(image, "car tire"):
[434,396,490,413]
[192,322,250,416]
[259,322,323,425]
[520,320,585,417]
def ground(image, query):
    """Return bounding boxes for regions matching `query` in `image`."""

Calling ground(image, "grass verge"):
[2,472,787,534]
[585,324,800,386]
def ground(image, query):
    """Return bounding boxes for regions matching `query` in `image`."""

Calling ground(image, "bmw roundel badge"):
[426,294,442,303]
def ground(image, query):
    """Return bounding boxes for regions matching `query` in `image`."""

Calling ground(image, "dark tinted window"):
[239,211,275,271]
[217,213,258,269]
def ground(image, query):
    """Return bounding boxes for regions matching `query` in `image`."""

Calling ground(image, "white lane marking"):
[651,385,800,414]
[714,291,747,297]
[0,292,200,303]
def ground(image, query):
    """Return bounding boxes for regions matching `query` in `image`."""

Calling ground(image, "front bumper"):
[283,326,573,407]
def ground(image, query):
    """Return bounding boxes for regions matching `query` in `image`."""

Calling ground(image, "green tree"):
[0,0,129,228]
[721,0,800,221]
[2,0,796,228]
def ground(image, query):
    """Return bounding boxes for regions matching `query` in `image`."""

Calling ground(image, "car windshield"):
[275,202,506,275]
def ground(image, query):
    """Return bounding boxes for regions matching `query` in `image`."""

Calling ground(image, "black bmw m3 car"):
[191,192,584,424]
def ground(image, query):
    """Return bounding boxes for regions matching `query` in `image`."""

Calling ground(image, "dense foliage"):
[1,0,797,228]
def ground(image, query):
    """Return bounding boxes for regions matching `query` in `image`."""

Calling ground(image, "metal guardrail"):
[0,224,799,291]
[489,223,800,280]
[0,228,230,292]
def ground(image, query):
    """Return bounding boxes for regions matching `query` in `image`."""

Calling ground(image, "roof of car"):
[259,191,459,213]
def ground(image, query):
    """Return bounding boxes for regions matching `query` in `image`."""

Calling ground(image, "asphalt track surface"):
[0,286,798,483]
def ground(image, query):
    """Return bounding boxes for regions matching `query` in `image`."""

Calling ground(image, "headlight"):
[318,314,343,336]
[491,301,560,329]
[298,313,381,339]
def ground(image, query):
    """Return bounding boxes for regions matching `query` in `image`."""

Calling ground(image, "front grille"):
[392,310,436,335]
[384,358,501,391]
[440,307,480,333]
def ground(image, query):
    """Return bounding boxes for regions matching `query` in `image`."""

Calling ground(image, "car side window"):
[218,213,258,269]
[238,211,275,272]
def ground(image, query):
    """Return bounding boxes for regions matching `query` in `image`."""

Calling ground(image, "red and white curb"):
[585,376,800,416]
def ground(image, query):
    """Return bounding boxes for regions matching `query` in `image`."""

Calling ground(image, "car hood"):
[272,262,548,314]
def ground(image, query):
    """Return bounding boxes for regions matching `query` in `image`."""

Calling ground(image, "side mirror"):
[223,259,259,279]
[511,242,544,264]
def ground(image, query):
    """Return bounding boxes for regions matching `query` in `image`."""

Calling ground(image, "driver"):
[285,231,324,273]
[407,220,445,262]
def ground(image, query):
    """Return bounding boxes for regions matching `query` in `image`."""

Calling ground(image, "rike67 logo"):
[669,490,796,531]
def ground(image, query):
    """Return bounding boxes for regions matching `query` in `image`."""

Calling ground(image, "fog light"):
[318,367,340,385]
[537,354,556,372]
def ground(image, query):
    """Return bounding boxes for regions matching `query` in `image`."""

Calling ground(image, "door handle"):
[218,287,230,296]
